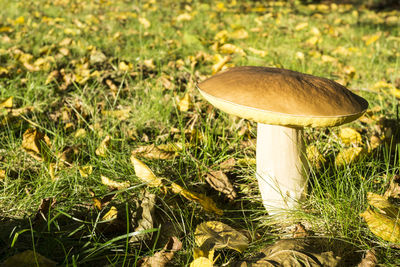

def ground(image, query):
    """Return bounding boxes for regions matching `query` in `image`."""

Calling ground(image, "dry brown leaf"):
[170,183,223,215]
[139,236,182,267]
[360,208,400,243]
[95,135,111,157]
[130,192,156,242]
[205,170,236,200]
[101,175,130,190]
[384,175,400,199]
[2,250,56,267]
[34,197,57,222]
[219,158,236,171]
[21,128,52,161]
[194,221,248,253]
[293,222,310,238]
[358,249,377,267]
[131,156,163,187]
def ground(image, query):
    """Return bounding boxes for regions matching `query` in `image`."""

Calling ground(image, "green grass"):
[0,0,400,265]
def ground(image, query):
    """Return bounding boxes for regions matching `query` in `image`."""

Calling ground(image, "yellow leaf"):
[118,61,133,71]
[79,165,93,177]
[360,208,400,243]
[214,30,228,43]
[0,169,6,180]
[130,156,163,187]
[190,257,214,267]
[102,206,118,221]
[367,192,400,218]
[248,47,267,57]
[139,17,151,28]
[14,16,25,25]
[194,221,248,252]
[101,108,131,120]
[321,55,337,64]
[95,135,111,157]
[219,43,245,56]
[131,144,178,160]
[339,127,362,145]
[335,147,364,167]
[74,128,87,138]
[294,22,308,31]
[170,183,223,215]
[229,28,248,39]
[45,70,59,85]
[305,36,321,46]
[177,92,191,112]
[101,175,130,190]
[306,145,326,169]
[0,26,12,33]
[0,96,13,109]
[211,54,230,74]
[176,13,193,22]
[21,128,52,161]
[363,32,382,46]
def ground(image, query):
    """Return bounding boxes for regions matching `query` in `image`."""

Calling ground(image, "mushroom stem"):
[256,123,308,213]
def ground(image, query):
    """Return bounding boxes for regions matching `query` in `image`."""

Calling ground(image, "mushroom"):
[197,66,368,213]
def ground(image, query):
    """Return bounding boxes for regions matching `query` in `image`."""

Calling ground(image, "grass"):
[0,0,400,265]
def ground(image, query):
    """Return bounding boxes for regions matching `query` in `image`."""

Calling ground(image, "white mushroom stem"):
[256,123,309,213]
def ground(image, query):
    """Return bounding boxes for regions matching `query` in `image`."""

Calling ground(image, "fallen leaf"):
[101,108,131,120]
[1,250,56,267]
[360,207,400,243]
[211,54,230,74]
[0,96,13,109]
[34,197,57,222]
[367,192,400,218]
[247,47,267,57]
[358,249,377,267]
[363,32,381,46]
[335,147,364,167]
[170,183,223,215]
[21,128,52,161]
[194,221,248,252]
[293,222,310,238]
[306,145,326,169]
[219,158,236,171]
[339,127,362,145]
[131,156,163,187]
[79,165,93,177]
[139,17,151,28]
[0,169,5,180]
[295,22,308,31]
[131,144,176,160]
[139,236,182,267]
[205,171,236,200]
[229,28,248,39]
[101,175,130,190]
[130,192,156,242]
[219,43,245,56]
[189,257,214,267]
[102,206,118,221]
[176,92,191,112]
[384,175,400,199]
[95,135,111,157]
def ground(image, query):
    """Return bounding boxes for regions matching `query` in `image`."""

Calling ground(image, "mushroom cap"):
[197,66,368,127]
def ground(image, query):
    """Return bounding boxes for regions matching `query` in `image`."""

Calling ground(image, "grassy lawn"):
[0,0,400,266]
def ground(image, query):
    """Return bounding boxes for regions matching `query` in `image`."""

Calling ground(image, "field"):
[0,0,400,266]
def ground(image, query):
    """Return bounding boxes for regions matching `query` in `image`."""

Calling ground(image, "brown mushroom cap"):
[197,66,368,127]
